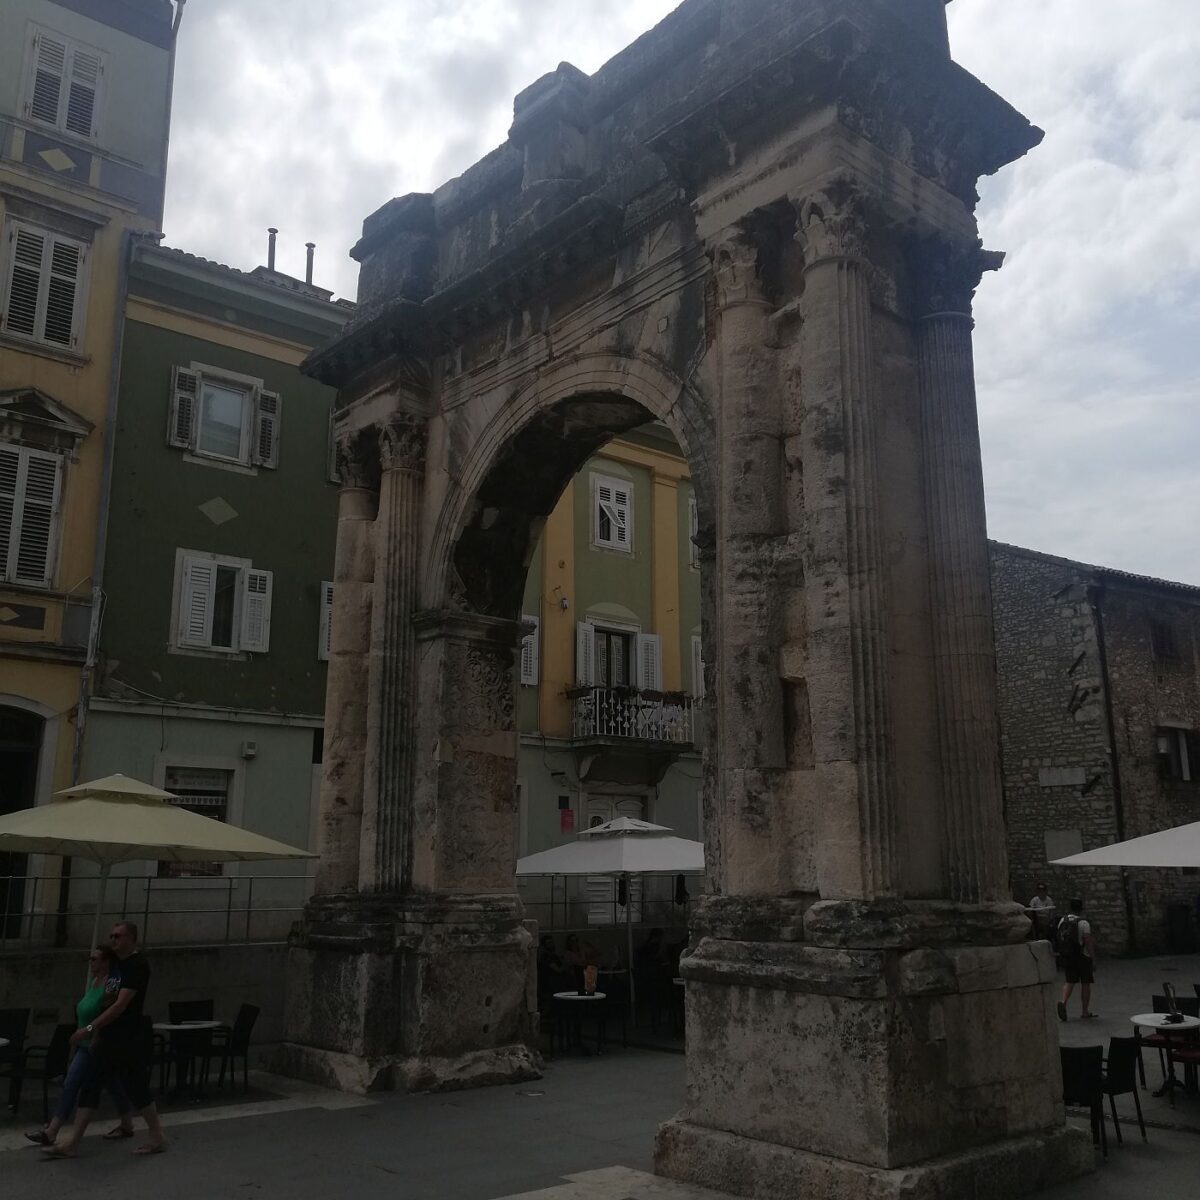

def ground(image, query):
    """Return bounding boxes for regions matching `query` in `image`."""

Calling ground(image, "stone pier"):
[284,0,1092,1192]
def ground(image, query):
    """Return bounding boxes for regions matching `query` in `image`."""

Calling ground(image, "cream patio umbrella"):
[1051,821,1200,869]
[0,774,315,962]
[516,816,704,1007]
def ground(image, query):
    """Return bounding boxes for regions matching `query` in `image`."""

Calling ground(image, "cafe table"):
[551,991,607,1055]
[153,1020,223,1100]
[1130,1012,1200,1106]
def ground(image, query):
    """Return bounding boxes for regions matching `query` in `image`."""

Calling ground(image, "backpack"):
[1057,914,1083,954]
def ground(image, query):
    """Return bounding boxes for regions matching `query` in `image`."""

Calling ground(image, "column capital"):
[334,425,382,492]
[379,412,427,473]
[793,181,868,271]
[910,235,1005,320]
[707,224,770,311]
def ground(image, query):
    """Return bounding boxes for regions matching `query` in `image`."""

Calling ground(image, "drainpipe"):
[155,1,187,229]
[58,229,138,944]
[1088,580,1137,953]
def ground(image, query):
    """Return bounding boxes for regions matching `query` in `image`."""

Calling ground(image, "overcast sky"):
[163,1,1200,585]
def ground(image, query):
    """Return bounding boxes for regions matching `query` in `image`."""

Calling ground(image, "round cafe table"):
[153,1020,223,1100]
[1130,1013,1200,1106]
[551,992,607,1056]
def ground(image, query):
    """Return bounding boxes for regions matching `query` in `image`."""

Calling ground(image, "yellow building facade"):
[1,0,177,929]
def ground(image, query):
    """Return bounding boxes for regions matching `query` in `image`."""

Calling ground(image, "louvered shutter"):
[42,238,82,346]
[13,451,61,586]
[691,635,705,699]
[168,367,199,448]
[241,568,273,652]
[575,621,596,685]
[27,32,66,126]
[179,556,215,647]
[612,484,630,548]
[252,390,281,468]
[689,495,699,568]
[0,447,21,580]
[594,475,631,550]
[519,615,540,685]
[637,633,662,691]
[64,47,102,139]
[4,226,45,338]
[318,580,334,661]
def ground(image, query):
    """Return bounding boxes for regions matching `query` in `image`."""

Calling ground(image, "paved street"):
[4,954,1199,1200]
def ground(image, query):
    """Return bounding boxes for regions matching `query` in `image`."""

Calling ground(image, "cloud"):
[163,1,1200,583]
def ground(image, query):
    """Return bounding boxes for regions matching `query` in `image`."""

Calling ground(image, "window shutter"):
[179,556,215,647]
[64,47,102,139]
[42,237,82,346]
[318,580,334,661]
[594,475,632,551]
[168,366,199,448]
[689,495,699,568]
[691,635,705,699]
[575,621,596,685]
[612,484,630,548]
[4,226,45,338]
[637,633,662,691]
[520,615,540,686]
[27,32,66,125]
[253,390,281,468]
[241,568,273,652]
[12,450,61,586]
[0,447,21,580]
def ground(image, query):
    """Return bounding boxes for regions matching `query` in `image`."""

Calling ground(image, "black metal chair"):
[12,1023,73,1123]
[0,1008,31,1113]
[166,999,214,1096]
[211,1003,259,1093]
[1061,1045,1107,1157]
[1102,1037,1146,1145]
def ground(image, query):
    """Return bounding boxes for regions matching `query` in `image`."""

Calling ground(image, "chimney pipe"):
[267,227,278,271]
[305,242,315,285]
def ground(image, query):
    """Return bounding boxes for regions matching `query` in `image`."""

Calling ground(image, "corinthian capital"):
[708,225,768,310]
[334,424,382,492]
[910,235,1005,318]
[794,182,868,269]
[379,413,427,473]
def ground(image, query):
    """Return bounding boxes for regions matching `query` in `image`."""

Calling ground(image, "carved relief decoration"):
[708,226,768,310]
[334,425,382,492]
[794,183,868,270]
[910,235,1006,318]
[379,413,428,473]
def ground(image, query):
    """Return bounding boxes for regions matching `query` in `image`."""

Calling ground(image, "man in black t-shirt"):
[44,921,167,1158]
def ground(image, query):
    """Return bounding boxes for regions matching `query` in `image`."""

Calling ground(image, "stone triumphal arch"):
[284,1,1092,1194]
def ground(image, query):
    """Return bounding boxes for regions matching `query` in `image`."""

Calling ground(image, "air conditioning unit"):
[240,740,258,759]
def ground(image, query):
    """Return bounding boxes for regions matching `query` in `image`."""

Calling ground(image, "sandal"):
[24,1130,53,1146]
[103,1126,135,1140]
[133,1141,167,1156]
[41,1145,76,1159]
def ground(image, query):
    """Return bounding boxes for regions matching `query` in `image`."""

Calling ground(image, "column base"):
[281,891,541,1094]
[655,1119,1094,1200]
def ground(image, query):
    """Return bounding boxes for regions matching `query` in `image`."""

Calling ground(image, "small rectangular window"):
[23,28,105,143]
[1150,620,1179,662]
[593,473,632,552]
[175,551,272,654]
[2,221,87,348]
[167,364,281,469]
[159,767,229,878]
[1156,728,1200,783]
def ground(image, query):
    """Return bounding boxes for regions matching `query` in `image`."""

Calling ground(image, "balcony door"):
[585,794,645,926]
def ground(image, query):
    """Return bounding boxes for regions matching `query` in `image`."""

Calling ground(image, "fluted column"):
[915,238,1008,902]
[315,429,380,896]
[359,414,427,894]
[707,226,786,895]
[795,185,896,899]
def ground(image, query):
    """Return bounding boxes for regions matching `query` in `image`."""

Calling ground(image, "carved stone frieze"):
[378,413,428,473]
[794,182,868,270]
[333,425,382,492]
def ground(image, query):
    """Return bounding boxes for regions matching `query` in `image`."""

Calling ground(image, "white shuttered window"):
[0,443,63,587]
[23,28,104,141]
[636,633,662,691]
[166,364,281,469]
[2,221,87,348]
[318,581,334,661]
[593,473,632,552]
[519,615,540,685]
[175,550,272,654]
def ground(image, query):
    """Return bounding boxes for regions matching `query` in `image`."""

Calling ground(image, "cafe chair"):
[0,1008,31,1113]
[1060,1045,1107,1157]
[13,1023,73,1123]
[166,999,215,1094]
[1101,1037,1146,1144]
[211,1003,260,1093]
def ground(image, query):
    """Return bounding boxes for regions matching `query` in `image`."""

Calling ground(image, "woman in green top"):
[25,946,134,1146]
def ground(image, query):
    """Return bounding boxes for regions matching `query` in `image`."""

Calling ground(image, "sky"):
[163,1,1200,585]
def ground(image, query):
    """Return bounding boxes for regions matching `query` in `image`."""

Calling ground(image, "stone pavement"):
[3,955,1198,1200]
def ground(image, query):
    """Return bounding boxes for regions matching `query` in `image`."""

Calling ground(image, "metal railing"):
[570,686,695,743]
[0,872,312,952]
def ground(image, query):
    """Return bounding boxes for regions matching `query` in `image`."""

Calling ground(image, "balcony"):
[569,686,695,745]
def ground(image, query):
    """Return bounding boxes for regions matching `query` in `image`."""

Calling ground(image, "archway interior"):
[453,396,706,1021]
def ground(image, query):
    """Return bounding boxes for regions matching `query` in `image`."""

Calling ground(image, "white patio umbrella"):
[516,816,704,1006]
[1051,821,1200,869]
[0,774,315,971]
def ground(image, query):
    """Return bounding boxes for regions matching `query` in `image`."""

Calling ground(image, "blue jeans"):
[53,1043,132,1124]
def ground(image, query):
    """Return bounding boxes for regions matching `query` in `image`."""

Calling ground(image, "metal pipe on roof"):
[305,242,316,284]
[267,227,278,270]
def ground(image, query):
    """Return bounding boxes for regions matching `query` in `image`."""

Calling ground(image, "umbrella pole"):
[87,863,111,984]
[625,874,635,1012]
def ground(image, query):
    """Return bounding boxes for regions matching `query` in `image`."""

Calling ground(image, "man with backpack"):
[1056,898,1097,1021]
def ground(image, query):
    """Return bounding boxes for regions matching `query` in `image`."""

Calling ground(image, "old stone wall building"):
[993,541,1200,955]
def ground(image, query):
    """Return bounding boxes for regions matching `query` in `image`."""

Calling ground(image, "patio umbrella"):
[516,817,704,1006]
[1051,820,1200,869]
[0,773,315,968]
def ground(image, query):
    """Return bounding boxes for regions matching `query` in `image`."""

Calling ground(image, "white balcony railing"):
[570,686,695,744]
